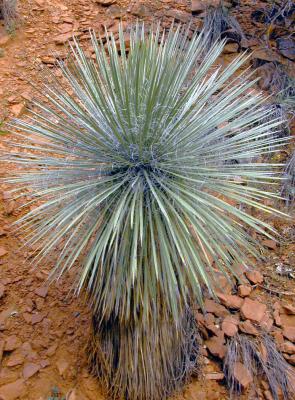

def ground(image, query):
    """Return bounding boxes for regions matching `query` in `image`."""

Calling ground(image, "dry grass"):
[223,334,295,399]
[203,3,245,48]
[282,152,295,205]
[0,0,18,32]
[88,308,201,400]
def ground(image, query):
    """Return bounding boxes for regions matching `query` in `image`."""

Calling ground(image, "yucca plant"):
[5,24,285,399]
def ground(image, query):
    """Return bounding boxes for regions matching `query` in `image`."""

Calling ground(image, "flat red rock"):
[0,247,8,257]
[0,283,5,299]
[285,354,295,365]
[56,358,69,377]
[204,299,229,318]
[239,319,259,336]
[281,304,295,315]
[262,239,277,250]
[6,352,25,367]
[0,379,26,400]
[221,320,238,337]
[34,286,49,298]
[31,313,44,325]
[205,336,226,359]
[23,363,40,380]
[233,362,253,388]
[4,336,22,352]
[217,293,243,309]
[238,285,252,297]
[205,372,225,380]
[245,270,264,284]
[283,327,295,342]
[240,298,267,323]
[95,0,116,4]
[280,341,295,354]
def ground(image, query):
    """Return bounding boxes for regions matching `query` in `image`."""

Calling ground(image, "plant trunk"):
[88,308,200,400]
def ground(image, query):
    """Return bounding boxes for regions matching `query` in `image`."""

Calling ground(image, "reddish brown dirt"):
[0,0,294,399]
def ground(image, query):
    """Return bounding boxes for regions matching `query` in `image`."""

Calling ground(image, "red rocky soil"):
[0,0,295,399]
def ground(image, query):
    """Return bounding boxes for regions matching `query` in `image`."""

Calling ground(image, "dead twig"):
[258,284,294,296]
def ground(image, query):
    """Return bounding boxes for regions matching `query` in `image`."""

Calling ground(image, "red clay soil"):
[0,0,294,399]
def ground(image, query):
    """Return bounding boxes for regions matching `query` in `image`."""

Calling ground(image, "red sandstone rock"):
[56,358,69,377]
[67,389,88,400]
[262,239,277,250]
[211,274,232,294]
[23,363,40,380]
[280,341,295,354]
[20,342,36,359]
[0,379,26,400]
[281,304,295,315]
[204,313,215,326]
[238,285,252,297]
[205,336,226,359]
[34,286,48,298]
[245,270,264,284]
[46,344,57,357]
[222,320,238,337]
[259,312,273,332]
[233,362,253,388]
[258,342,268,362]
[31,313,44,325]
[191,0,230,12]
[205,372,225,380]
[239,320,259,335]
[264,390,274,400]
[273,309,282,326]
[95,0,116,6]
[280,314,295,328]
[204,299,229,318]
[22,313,32,324]
[272,330,284,345]
[224,315,239,324]
[0,283,5,299]
[0,248,8,257]
[223,43,239,54]
[195,312,205,325]
[54,32,74,44]
[67,389,78,400]
[240,298,267,323]
[40,359,50,368]
[206,324,222,337]
[10,103,25,118]
[285,354,295,365]
[6,352,25,367]
[191,0,206,12]
[4,336,22,352]
[216,293,243,309]
[283,327,295,342]
[0,34,10,46]
[0,341,4,365]
[35,298,44,311]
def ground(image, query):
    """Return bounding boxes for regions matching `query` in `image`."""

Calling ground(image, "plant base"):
[88,308,200,400]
